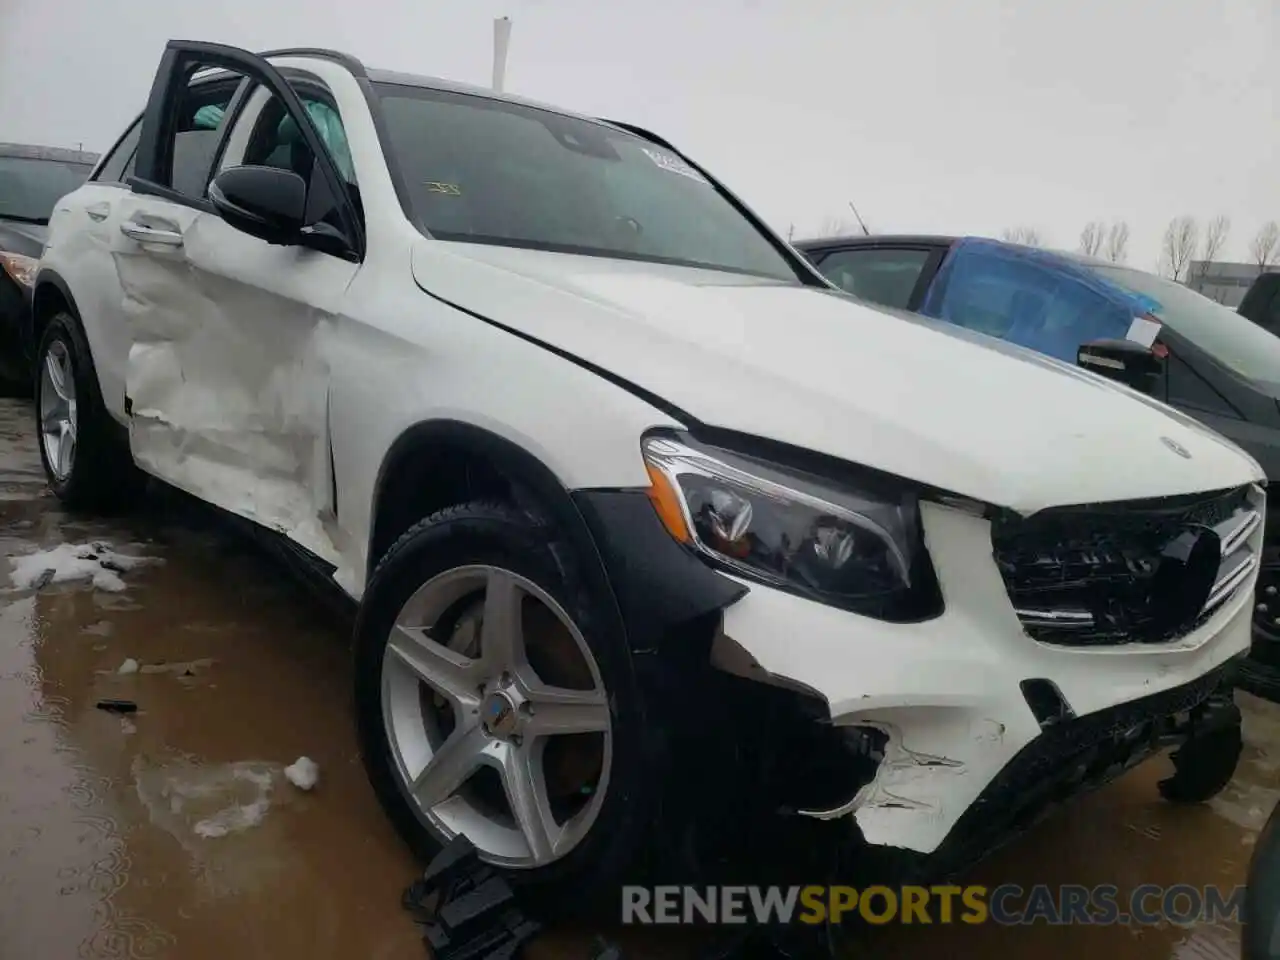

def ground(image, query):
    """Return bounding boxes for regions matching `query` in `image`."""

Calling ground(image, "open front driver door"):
[118,40,364,565]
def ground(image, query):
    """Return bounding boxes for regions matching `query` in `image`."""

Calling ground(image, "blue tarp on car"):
[918,237,1159,364]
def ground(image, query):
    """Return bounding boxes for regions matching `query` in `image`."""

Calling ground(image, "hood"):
[410,240,1263,514]
[0,219,47,257]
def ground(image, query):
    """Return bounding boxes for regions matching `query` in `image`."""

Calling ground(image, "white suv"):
[35,41,1263,903]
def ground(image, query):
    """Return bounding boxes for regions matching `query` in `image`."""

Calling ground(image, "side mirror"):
[208,165,307,245]
[1077,338,1163,394]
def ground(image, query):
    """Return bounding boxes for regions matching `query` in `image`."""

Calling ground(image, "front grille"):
[992,484,1263,646]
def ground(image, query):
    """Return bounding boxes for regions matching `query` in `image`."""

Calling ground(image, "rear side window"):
[813,248,931,309]
[94,119,142,184]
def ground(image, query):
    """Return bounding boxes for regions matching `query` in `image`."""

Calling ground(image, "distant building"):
[1185,260,1263,307]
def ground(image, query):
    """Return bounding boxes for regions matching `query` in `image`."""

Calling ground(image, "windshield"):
[1086,261,1280,384]
[0,155,94,223]
[373,83,799,281]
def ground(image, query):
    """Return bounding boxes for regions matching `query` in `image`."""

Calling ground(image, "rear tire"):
[353,500,661,919]
[34,311,142,511]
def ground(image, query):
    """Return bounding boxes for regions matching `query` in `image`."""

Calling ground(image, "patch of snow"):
[117,658,139,675]
[8,541,158,592]
[284,757,319,791]
[120,718,137,736]
[135,756,278,843]
[139,657,214,676]
[194,795,272,838]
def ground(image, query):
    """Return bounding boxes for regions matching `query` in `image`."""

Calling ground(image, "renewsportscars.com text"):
[621,883,1245,926]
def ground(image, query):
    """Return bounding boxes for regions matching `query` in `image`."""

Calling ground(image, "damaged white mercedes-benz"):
[33,40,1264,908]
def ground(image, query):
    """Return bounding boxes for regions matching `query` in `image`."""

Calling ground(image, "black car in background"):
[0,143,98,393]
[1241,271,1280,335]
[797,233,1280,699]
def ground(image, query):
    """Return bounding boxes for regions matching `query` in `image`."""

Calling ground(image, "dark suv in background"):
[0,142,98,393]
[797,233,1280,699]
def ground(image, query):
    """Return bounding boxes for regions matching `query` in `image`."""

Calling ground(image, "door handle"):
[86,202,110,222]
[120,220,183,247]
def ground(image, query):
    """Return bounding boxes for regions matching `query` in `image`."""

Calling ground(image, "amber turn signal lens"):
[645,463,692,543]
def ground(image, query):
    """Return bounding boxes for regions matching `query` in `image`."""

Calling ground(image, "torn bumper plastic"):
[403,835,541,960]
[705,500,1255,858]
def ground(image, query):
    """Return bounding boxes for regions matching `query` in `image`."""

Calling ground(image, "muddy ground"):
[0,395,1274,959]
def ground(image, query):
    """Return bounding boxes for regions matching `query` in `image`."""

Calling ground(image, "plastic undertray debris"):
[402,836,817,959]
[403,835,542,960]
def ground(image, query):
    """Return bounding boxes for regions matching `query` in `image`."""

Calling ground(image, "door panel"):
[118,192,356,561]
[43,182,140,421]
[120,40,362,563]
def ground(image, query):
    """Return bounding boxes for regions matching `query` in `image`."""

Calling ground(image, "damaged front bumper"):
[716,499,1254,859]
[575,490,1255,877]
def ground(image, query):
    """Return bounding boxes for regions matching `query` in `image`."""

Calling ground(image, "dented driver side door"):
[118,41,361,564]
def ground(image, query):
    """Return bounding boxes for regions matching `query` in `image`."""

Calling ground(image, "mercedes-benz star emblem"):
[1161,436,1192,459]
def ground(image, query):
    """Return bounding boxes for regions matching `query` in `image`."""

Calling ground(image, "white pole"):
[493,16,512,92]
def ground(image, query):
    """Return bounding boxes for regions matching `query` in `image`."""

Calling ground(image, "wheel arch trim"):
[367,418,620,608]
[32,268,81,330]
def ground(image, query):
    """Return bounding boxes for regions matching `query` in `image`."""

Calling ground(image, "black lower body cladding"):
[570,489,749,654]
[918,662,1241,883]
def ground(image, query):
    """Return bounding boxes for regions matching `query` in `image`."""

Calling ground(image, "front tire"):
[353,501,659,918]
[34,311,141,511]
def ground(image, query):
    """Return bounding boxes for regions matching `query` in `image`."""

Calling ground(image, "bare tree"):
[1161,216,1198,281]
[1201,215,1231,269]
[1104,221,1130,263]
[1250,221,1280,270]
[1001,226,1043,247]
[1078,221,1105,257]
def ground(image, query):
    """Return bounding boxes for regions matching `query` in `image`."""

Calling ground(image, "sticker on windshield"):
[1126,314,1162,348]
[640,147,709,184]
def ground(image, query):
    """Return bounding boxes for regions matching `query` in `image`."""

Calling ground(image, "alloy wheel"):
[39,340,77,481]
[381,564,613,868]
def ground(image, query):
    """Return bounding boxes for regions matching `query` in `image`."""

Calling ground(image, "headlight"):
[641,432,942,621]
[0,252,37,290]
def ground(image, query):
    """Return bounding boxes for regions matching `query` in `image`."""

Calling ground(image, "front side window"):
[923,245,1133,364]
[240,89,358,230]
[1086,262,1280,386]
[814,248,931,309]
[373,83,799,281]
[0,154,95,223]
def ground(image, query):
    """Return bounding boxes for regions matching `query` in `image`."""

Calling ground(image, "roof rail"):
[256,47,369,78]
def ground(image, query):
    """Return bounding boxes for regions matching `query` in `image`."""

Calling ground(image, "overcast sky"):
[2,0,1275,270]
